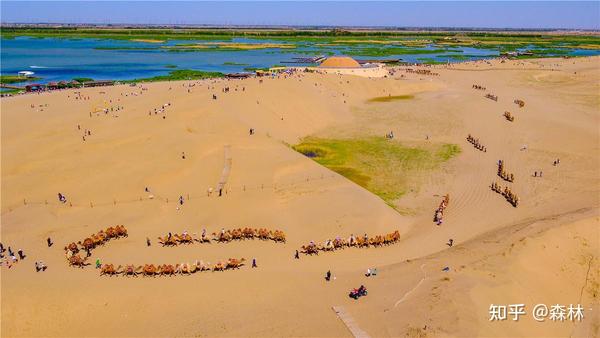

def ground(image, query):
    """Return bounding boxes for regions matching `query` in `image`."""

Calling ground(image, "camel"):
[333,237,346,249]
[213,261,225,271]
[78,238,95,251]
[141,264,158,276]
[123,264,141,277]
[158,236,178,246]
[301,244,319,255]
[158,264,178,276]
[115,225,128,237]
[105,226,117,239]
[179,262,198,274]
[175,233,194,244]
[67,254,88,268]
[229,228,243,240]
[242,227,256,239]
[100,264,121,276]
[195,235,211,244]
[257,228,270,240]
[271,230,286,243]
[64,242,79,255]
[226,258,246,270]
[212,232,232,243]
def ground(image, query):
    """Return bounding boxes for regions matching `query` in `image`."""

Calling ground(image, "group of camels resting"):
[299,231,401,255]
[100,258,246,277]
[157,228,286,246]
[64,225,128,267]
[433,194,450,225]
[503,111,515,122]
[497,160,515,183]
[514,99,525,108]
[485,93,498,101]
[490,182,520,207]
[466,134,487,152]
[472,84,486,90]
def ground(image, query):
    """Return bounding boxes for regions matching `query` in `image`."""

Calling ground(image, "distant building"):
[18,71,35,78]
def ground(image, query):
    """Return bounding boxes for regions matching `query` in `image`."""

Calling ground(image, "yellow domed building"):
[314,55,387,77]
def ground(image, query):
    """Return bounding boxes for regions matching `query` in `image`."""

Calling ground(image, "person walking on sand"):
[325,270,331,281]
[47,237,53,247]
[294,250,299,259]
[252,258,257,268]
[96,258,101,269]
[179,195,184,205]
[17,249,25,260]
[447,239,454,247]
[146,237,151,247]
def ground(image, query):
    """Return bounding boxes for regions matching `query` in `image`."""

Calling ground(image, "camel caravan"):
[100,258,246,277]
[466,134,487,152]
[485,93,498,102]
[497,160,515,183]
[490,182,520,207]
[433,194,450,225]
[405,68,439,76]
[158,228,286,246]
[64,225,128,268]
[299,230,401,255]
[514,99,525,108]
[503,111,515,122]
[472,84,486,90]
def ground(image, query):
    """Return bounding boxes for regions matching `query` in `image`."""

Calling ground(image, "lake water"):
[2,36,599,85]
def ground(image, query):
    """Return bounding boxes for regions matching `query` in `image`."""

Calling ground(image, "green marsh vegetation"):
[0,75,41,84]
[125,69,224,83]
[292,137,461,207]
[4,27,599,52]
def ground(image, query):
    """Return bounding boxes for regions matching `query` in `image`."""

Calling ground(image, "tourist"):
[17,249,25,260]
[47,237,53,247]
[179,195,184,205]
[146,237,151,247]
[325,270,331,281]
[252,258,257,268]
[96,258,101,269]
[294,250,299,259]
[58,193,67,203]
[447,239,454,247]
[181,152,186,160]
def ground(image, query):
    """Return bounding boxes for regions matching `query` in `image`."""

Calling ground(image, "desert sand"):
[1,56,598,337]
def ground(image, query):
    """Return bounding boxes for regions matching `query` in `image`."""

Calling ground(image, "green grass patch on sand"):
[0,75,41,84]
[367,95,414,103]
[126,69,225,83]
[293,137,461,206]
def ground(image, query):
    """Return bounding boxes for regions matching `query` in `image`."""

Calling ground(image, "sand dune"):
[1,56,598,337]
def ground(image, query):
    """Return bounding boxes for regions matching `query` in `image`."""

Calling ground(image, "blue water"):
[1,36,599,86]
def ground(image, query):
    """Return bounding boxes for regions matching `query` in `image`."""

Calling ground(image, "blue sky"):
[1,1,599,29]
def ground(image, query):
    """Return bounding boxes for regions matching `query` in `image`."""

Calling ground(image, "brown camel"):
[100,264,122,276]
[67,254,88,268]
[226,258,246,269]
[64,242,79,255]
